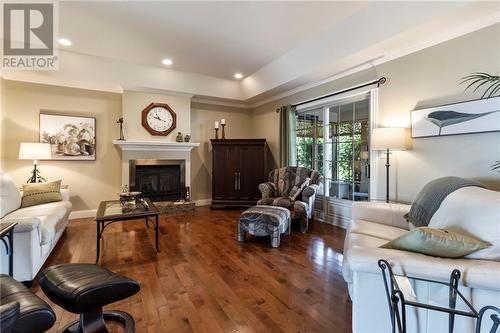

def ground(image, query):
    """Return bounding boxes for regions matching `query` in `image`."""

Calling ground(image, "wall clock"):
[141,102,176,136]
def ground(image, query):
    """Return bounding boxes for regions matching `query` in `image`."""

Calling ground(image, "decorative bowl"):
[119,191,141,201]
[119,191,142,208]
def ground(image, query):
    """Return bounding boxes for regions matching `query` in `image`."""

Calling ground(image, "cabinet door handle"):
[234,172,238,190]
[237,172,241,190]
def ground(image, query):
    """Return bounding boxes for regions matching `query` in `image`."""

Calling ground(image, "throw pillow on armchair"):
[289,177,310,200]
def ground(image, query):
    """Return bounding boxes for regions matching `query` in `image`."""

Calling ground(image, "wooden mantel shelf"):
[112,140,200,152]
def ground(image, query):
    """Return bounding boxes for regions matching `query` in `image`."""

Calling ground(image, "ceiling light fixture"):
[162,58,173,66]
[58,38,72,46]
[234,73,243,79]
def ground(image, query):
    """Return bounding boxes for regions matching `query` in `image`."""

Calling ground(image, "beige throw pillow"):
[21,180,63,208]
[380,227,490,258]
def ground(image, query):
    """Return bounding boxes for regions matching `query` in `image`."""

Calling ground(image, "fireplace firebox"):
[129,159,185,201]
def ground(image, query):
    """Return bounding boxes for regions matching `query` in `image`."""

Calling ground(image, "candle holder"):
[214,128,219,139]
[221,124,226,139]
[116,117,125,140]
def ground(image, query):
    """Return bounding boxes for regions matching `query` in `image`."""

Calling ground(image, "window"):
[296,108,323,172]
[295,94,371,201]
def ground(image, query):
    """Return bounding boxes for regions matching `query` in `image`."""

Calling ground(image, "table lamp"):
[371,128,408,202]
[18,143,51,183]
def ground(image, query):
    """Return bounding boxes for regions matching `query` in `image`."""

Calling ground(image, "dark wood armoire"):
[210,139,267,209]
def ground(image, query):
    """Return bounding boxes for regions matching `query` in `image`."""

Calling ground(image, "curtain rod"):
[276,77,386,112]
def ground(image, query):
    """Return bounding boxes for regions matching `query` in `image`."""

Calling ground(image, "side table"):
[378,259,500,333]
[1,222,17,276]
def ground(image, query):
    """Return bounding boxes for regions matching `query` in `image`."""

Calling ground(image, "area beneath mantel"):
[113,140,200,152]
[114,140,199,190]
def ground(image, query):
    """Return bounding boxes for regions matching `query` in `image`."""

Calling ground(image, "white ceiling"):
[2,1,499,105]
[61,1,365,80]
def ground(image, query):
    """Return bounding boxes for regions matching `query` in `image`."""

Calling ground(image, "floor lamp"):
[18,143,52,183]
[371,128,408,203]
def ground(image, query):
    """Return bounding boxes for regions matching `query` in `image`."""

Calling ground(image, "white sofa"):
[0,173,72,282]
[343,186,500,333]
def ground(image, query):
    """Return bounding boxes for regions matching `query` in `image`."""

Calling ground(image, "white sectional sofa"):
[0,173,72,282]
[343,186,500,333]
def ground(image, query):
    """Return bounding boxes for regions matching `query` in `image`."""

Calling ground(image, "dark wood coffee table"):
[95,198,159,262]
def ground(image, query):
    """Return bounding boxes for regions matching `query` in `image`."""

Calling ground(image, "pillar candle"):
[215,121,219,129]
[221,119,226,125]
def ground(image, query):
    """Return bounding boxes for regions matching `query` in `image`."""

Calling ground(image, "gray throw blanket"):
[405,176,485,227]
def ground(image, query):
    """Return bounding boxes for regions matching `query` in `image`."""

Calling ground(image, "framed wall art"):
[411,96,500,138]
[39,112,96,160]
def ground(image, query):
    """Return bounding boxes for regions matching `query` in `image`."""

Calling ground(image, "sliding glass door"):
[325,98,370,201]
[295,92,373,224]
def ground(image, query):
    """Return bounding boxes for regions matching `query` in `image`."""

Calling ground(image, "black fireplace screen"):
[133,165,181,201]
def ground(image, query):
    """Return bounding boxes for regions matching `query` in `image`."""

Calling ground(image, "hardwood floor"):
[32,207,352,333]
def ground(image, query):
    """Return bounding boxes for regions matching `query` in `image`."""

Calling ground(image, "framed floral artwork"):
[39,112,96,160]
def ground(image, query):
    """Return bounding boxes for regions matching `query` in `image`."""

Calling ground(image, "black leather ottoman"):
[0,274,56,333]
[39,263,140,333]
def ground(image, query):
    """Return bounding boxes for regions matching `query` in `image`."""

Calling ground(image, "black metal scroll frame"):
[95,215,159,263]
[378,259,500,333]
[1,226,15,276]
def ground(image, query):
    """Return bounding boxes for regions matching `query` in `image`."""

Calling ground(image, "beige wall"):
[190,102,254,201]
[0,83,257,210]
[252,24,500,202]
[2,24,498,211]
[119,90,193,191]
[1,80,122,212]
[122,90,191,141]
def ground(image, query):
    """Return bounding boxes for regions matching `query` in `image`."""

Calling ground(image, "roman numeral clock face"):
[141,103,176,136]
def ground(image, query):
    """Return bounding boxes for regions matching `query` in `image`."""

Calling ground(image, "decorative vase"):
[184,134,191,142]
[176,132,183,142]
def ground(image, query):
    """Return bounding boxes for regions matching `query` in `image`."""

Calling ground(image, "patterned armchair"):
[257,166,322,233]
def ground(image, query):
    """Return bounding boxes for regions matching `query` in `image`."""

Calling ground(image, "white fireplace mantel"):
[113,140,200,152]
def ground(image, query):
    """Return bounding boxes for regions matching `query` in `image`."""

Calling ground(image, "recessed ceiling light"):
[58,38,72,46]
[162,58,173,66]
[234,73,243,79]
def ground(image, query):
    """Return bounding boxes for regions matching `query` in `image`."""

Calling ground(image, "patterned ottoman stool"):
[238,205,291,248]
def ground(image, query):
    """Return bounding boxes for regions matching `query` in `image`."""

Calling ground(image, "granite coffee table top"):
[155,200,195,214]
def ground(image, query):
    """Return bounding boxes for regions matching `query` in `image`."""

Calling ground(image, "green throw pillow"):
[380,227,490,258]
[21,180,62,208]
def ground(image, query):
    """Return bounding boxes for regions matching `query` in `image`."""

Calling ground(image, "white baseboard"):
[194,199,211,206]
[69,199,212,220]
[69,209,97,220]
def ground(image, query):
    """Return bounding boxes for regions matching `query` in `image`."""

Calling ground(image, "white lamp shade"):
[371,127,408,151]
[18,143,52,160]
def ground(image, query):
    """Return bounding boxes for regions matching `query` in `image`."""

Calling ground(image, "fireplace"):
[129,159,185,201]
